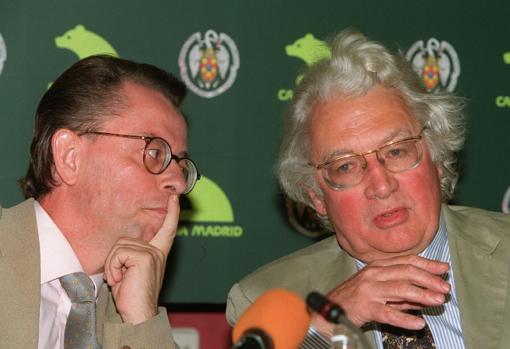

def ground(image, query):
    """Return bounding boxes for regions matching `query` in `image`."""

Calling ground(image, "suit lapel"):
[315,237,358,293]
[0,199,41,348]
[444,205,510,349]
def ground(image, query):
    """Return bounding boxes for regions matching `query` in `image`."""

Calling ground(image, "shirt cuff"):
[299,326,331,349]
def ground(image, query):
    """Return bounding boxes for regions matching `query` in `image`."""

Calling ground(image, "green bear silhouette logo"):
[286,33,331,67]
[55,24,118,59]
[278,33,331,101]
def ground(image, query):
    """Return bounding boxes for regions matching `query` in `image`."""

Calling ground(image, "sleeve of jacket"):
[97,286,177,349]
[226,282,253,326]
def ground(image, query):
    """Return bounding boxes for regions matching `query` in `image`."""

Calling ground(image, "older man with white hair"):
[227,29,510,349]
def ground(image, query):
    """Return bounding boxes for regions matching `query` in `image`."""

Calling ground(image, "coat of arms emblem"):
[406,38,460,93]
[179,30,240,98]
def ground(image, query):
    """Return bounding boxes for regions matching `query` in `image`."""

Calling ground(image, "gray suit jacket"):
[227,205,510,349]
[0,199,176,349]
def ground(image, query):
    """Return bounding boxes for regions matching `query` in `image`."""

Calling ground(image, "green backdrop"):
[1,1,510,304]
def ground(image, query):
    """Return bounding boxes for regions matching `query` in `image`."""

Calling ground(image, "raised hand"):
[311,255,450,336]
[103,194,180,324]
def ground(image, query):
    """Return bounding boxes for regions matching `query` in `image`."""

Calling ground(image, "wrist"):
[121,306,158,325]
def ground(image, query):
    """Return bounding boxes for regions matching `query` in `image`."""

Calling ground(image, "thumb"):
[149,194,180,256]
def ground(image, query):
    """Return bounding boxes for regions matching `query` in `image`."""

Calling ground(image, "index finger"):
[149,194,180,256]
[373,255,449,275]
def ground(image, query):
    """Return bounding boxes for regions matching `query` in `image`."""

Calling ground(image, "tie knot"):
[60,272,96,303]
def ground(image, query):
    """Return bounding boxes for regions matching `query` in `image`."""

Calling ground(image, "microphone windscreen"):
[232,288,310,349]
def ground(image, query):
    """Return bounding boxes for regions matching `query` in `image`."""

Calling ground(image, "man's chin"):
[141,226,159,242]
[376,239,426,257]
[141,211,166,237]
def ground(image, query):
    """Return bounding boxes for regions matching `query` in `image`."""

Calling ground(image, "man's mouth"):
[373,207,408,229]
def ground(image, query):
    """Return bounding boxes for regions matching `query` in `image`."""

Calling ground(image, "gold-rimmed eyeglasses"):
[314,128,427,190]
[80,131,200,194]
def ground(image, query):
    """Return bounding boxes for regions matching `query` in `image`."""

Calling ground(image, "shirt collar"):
[35,201,104,295]
[419,213,449,263]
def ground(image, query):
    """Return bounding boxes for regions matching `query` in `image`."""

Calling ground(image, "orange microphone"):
[232,288,311,349]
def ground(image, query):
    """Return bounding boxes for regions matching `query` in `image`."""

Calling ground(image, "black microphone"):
[306,291,371,349]
[231,328,273,349]
[306,291,345,324]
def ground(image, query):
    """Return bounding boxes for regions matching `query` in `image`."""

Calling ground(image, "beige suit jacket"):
[0,199,176,349]
[227,205,510,349]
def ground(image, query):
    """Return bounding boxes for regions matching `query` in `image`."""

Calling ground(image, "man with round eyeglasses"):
[0,55,199,348]
[227,30,510,349]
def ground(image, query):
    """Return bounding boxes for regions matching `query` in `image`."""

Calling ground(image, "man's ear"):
[306,187,327,216]
[52,129,81,186]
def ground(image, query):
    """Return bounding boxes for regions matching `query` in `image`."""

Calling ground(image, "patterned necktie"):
[60,272,102,349]
[381,313,436,349]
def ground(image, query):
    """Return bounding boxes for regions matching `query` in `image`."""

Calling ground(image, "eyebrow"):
[321,128,416,162]
[142,132,190,158]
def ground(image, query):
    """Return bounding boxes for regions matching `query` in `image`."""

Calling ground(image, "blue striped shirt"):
[301,214,466,349]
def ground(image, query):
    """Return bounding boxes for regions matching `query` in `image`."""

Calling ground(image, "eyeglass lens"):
[143,138,198,194]
[378,139,422,171]
[144,138,171,174]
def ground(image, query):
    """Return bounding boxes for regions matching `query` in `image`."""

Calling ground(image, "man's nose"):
[363,154,398,199]
[157,161,187,195]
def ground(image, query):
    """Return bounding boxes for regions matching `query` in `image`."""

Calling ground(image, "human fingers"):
[362,263,450,294]
[309,300,425,336]
[104,239,165,287]
[370,303,427,330]
[325,261,447,328]
[333,280,433,330]
[386,301,425,311]
[371,255,449,276]
[377,280,447,307]
[149,194,180,256]
[102,238,167,324]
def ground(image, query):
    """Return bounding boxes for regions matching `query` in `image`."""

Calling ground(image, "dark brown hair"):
[20,54,187,199]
